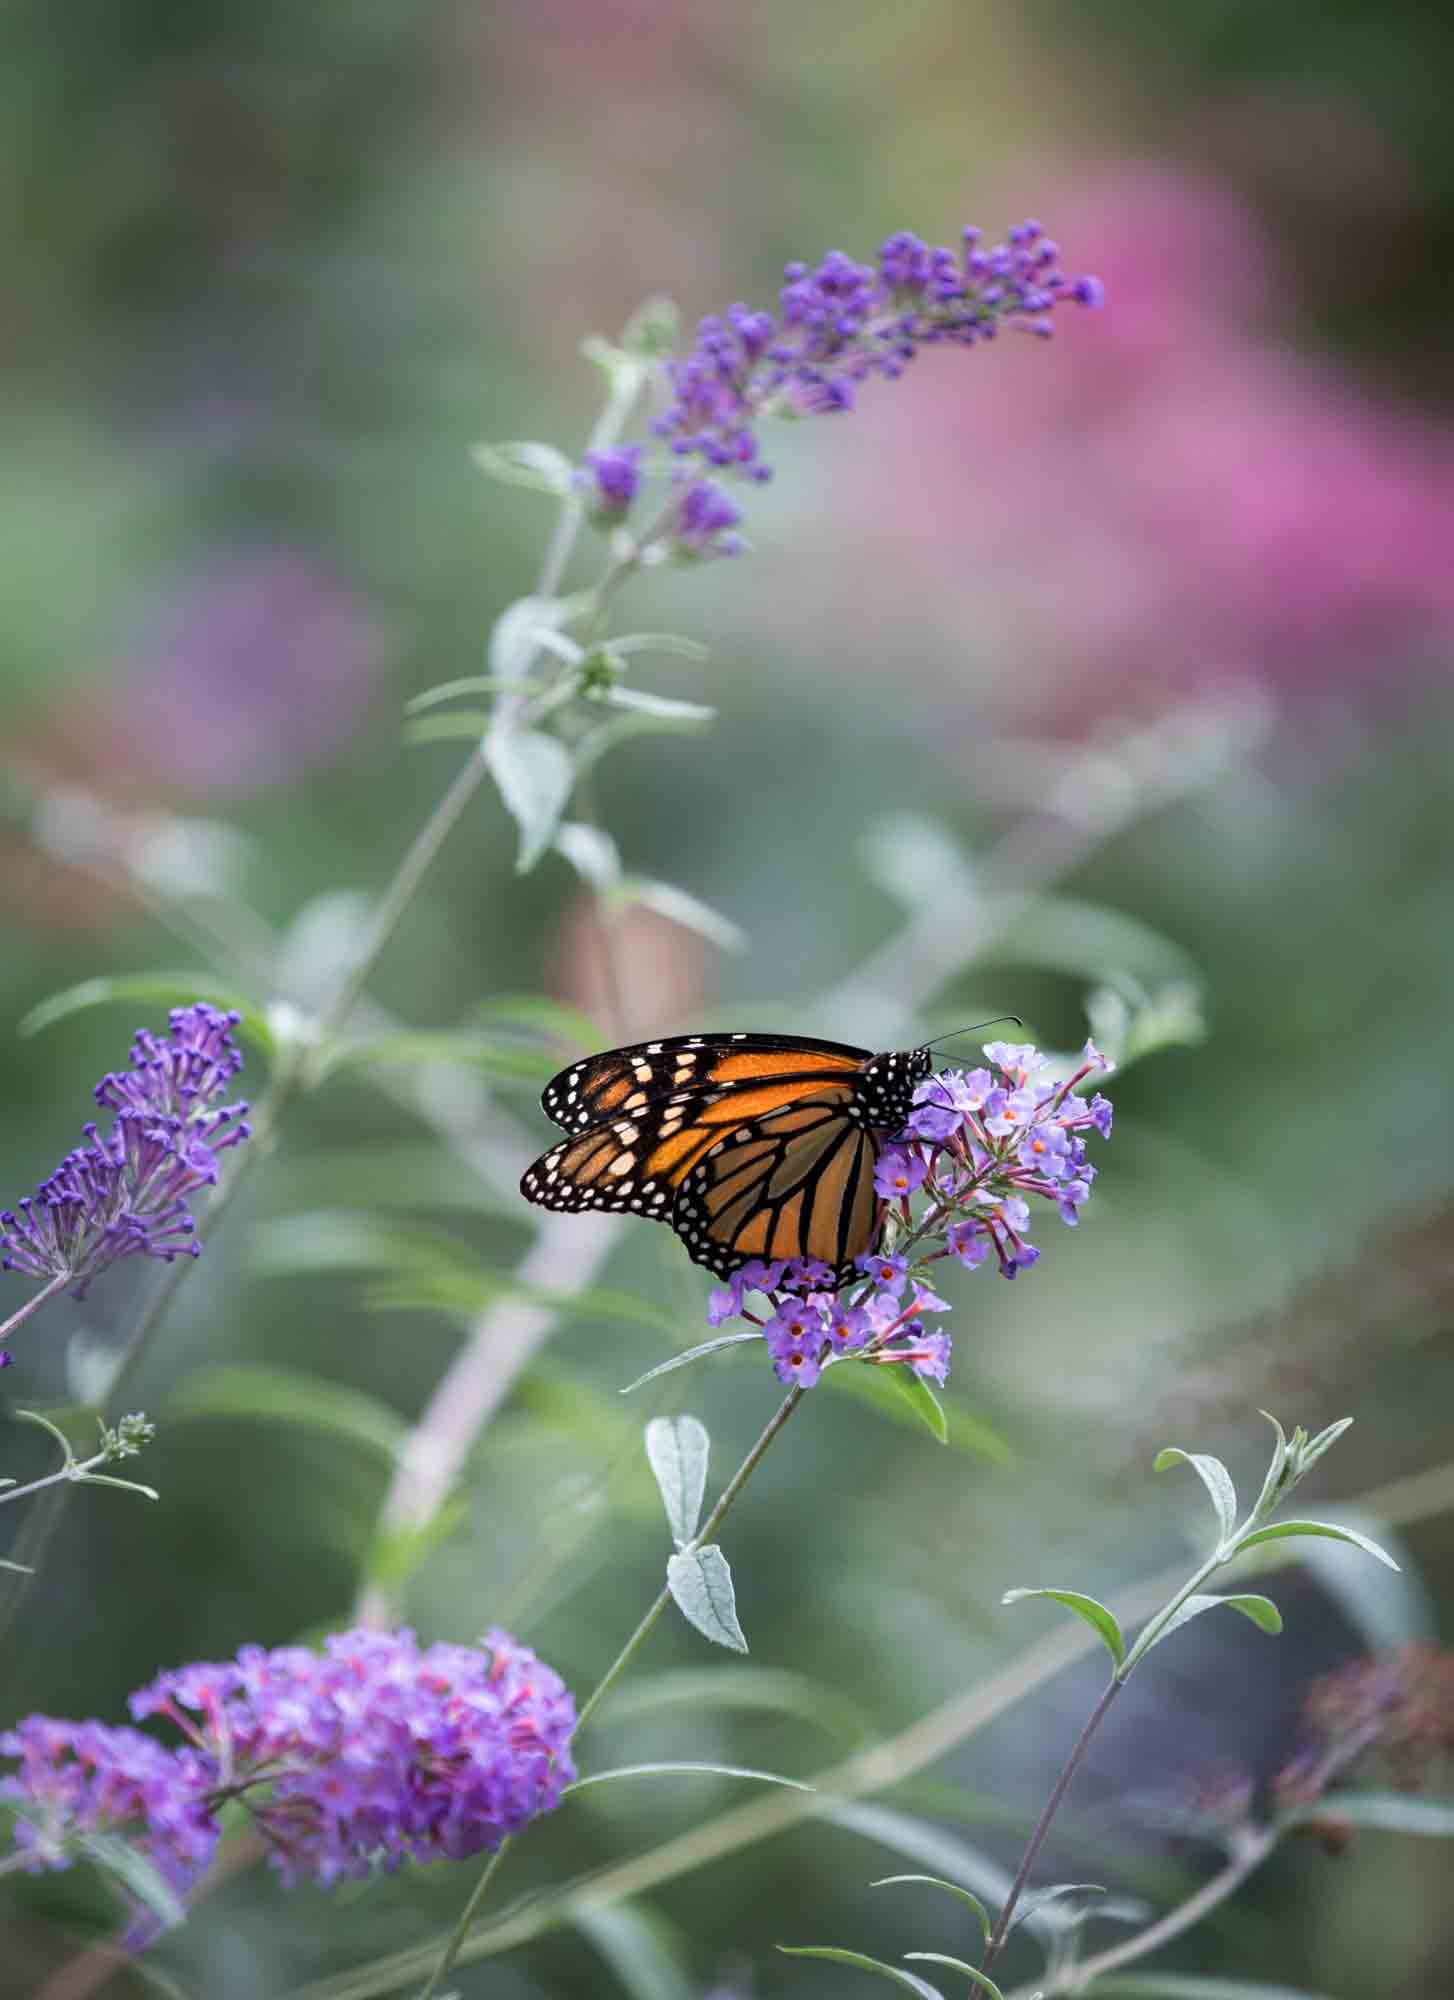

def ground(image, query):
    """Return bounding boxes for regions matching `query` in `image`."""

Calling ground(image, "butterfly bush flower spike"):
[2,1627,575,1906]
[713,1038,1113,1388]
[580,220,1099,536]
[0,1005,251,1333]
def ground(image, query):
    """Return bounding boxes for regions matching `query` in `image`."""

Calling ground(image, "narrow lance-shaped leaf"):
[1001,1587,1126,1668]
[566,1761,813,1796]
[644,1415,710,1547]
[1235,1519,1400,1571]
[1154,1448,1239,1546]
[666,1545,747,1653]
[19,974,274,1056]
[470,440,575,496]
[1006,1881,1106,1935]
[871,1875,992,1944]
[904,1952,1007,1999]
[777,1948,945,2000]
[1144,1594,1284,1654]
[618,1331,764,1394]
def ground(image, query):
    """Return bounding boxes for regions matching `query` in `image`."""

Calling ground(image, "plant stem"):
[980,1677,1122,1973]
[0,1272,72,1349]
[415,1386,804,2000]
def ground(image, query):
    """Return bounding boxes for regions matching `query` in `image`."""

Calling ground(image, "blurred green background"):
[3,1,1453,1994]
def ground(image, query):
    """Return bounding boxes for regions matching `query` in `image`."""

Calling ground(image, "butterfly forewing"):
[538,1032,873,1134]
[522,1030,934,1285]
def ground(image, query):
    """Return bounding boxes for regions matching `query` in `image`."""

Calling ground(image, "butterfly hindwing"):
[538,1032,873,1134]
[673,1089,880,1285]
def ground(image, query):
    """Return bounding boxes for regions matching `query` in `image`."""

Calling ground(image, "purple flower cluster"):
[2,1627,576,1904]
[0,1004,250,1304]
[579,221,1100,553]
[709,1039,1113,1389]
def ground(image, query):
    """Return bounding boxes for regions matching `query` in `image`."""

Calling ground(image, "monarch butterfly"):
[519,1031,937,1286]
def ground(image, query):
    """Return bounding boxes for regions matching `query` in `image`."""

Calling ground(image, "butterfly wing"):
[673,1086,881,1286]
[538,1032,872,1134]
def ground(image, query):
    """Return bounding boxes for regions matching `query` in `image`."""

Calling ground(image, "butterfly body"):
[520,1032,932,1285]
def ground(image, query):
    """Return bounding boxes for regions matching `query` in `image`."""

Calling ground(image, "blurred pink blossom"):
[859,164,1454,702]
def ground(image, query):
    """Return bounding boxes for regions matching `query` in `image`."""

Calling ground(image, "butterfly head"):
[859,1044,934,1131]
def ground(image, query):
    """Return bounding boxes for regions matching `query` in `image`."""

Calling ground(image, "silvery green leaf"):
[821,1802,1012,1915]
[609,632,708,662]
[574,706,715,772]
[777,1948,945,2000]
[566,1760,812,1796]
[597,686,716,724]
[1153,1448,1239,1546]
[1286,1791,1454,1837]
[1287,1516,1430,1649]
[1001,1587,1126,1667]
[488,594,572,686]
[1251,1409,1293,1521]
[615,878,746,953]
[486,728,575,872]
[1006,1881,1106,1935]
[14,1409,76,1467]
[1302,1417,1355,1468]
[470,440,575,496]
[870,1875,992,1943]
[405,674,536,714]
[1235,1519,1399,1571]
[644,1414,710,1547]
[555,820,622,890]
[666,1544,747,1652]
[1139,1595,1283,1658]
[904,1953,1005,1999]
[79,1832,186,1932]
[581,333,651,393]
[19,973,273,1055]
[618,1331,764,1394]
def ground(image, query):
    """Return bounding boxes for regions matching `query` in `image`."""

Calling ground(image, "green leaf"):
[608,632,708,663]
[573,710,711,776]
[777,1948,944,2000]
[485,727,576,873]
[19,974,273,1055]
[870,1875,992,1944]
[79,1832,186,1933]
[820,1802,1012,1913]
[904,1953,1005,1999]
[405,709,492,746]
[318,1030,557,1085]
[474,991,603,1048]
[1154,1448,1239,1546]
[618,1332,763,1394]
[566,1761,813,1796]
[826,1360,945,1445]
[470,439,575,496]
[574,1902,694,2000]
[168,1365,407,1464]
[405,674,539,714]
[1235,1519,1400,1571]
[666,1544,747,1653]
[75,1472,159,1501]
[822,1363,1014,1464]
[1146,1593,1283,1652]
[1085,980,1207,1069]
[1287,1791,1454,1837]
[1285,1517,1430,1651]
[488,593,578,686]
[1001,1587,1126,1667]
[1007,1881,1106,1934]
[597,1665,871,1746]
[13,1407,76,1465]
[556,821,622,890]
[594,686,715,724]
[644,1414,709,1547]
[620,294,680,358]
[610,878,745,952]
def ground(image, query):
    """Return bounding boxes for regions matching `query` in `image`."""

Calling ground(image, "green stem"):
[415,1386,805,2000]
[980,1677,1122,1974]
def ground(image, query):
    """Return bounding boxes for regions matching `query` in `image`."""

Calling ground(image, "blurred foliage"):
[1,1,1453,1996]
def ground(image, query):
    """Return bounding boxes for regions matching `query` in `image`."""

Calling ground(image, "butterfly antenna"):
[925,1014,1025,1052]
